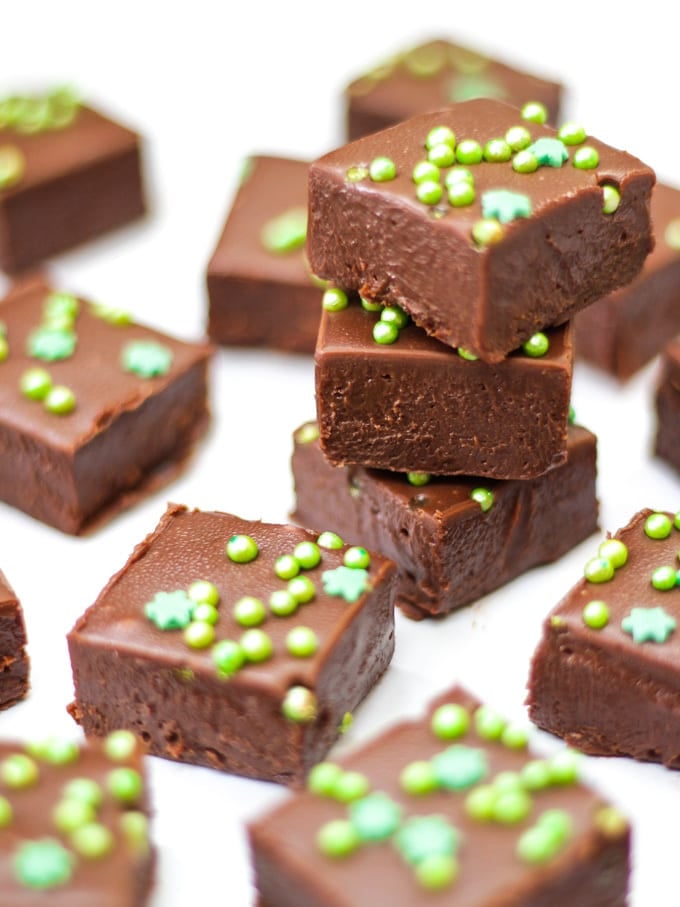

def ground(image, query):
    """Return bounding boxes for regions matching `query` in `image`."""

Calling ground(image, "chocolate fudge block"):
[0,569,29,710]
[346,37,563,140]
[315,296,573,478]
[308,98,655,362]
[249,685,630,907]
[575,182,680,379]
[0,277,212,534]
[528,508,680,767]
[67,504,397,786]
[654,337,680,473]
[0,89,146,273]
[0,731,154,903]
[291,421,598,620]
[207,155,322,353]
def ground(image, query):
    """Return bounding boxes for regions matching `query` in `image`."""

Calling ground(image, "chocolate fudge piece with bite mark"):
[0,88,146,273]
[207,155,323,353]
[0,731,154,904]
[0,277,212,534]
[67,504,397,786]
[308,98,655,362]
[249,685,630,906]
[315,295,573,479]
[345,37,563,140]
[291,421,598,620]
[0,569,29,710]
[654,337,680,474]
[528,508,680,767]
[575,183,680,379]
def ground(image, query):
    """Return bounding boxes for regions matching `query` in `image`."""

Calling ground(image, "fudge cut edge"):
[0,569,29,710]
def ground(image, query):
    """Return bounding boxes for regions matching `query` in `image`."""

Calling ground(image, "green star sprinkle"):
[621,606,676,644]
[121,340,173,378]
[27,327,76,361]
[481,189,531,224]
[526,137,569,168]
[144,590,194,630]
[431,744,488,790]
[321,566,371,602]
[14,838,74,890]
[394,814,459,865]
[260,206,307,253]
[349,792,401,842]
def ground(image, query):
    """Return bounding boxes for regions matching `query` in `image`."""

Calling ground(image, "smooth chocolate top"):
[250,685,627,905]
[0,736,151,905]
[208,155,314,286]
[0,277,212,451]
[70,504,395,700]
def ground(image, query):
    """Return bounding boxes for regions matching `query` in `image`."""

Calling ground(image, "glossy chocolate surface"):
[0,278,212,534]
[0,568,29,710]
[315,298,573,478]
[655,337,680,473]
[207,155,322,353]
[528,508,680,766]
[68,505,397,785]
[250,685,629,907]
[292,422,598,619]
[308,98,655,361]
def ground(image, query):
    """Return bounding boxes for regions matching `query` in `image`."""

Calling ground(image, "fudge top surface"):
[0,103,140,195]
[311,98,654,251]
[0,278,212,449]
[207,154,315,285]
[544,508,680,682]
[346,38,562,118]
[250,684,626,905]
[69,504,395,696]
[0,734,150,904]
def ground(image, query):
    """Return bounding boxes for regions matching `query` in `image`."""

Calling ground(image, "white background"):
[1,3,679,903]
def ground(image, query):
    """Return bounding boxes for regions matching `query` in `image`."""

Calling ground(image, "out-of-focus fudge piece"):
[291,421,598,620]
[67,504,397,786]
[0,569,29,710]
[654,337,680,473]
[0,731,154,904]
[249,685,630,907]
[345,37,563,140]
[528,508,680,767]
[0,277,212,534]
[308,98,655,362]
[207,155,323,353]
[0,87,146,273]
[575,182,680,379]
[315,295,573,479]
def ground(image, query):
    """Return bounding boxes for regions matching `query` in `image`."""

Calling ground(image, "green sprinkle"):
[317,819,360,857]
[38,738,79,765]
[465,784,497,821]
[44,385,76,415]
[369,156,396,181]
[294,540,321,569]
[144,589,194,630]
[412,160,440,184]
[344,546,370,569]
[62,778,103,808]
[322,565,370,602]
[350,792,401,841]
[482,189,531,224]
[558,122,587,145]
[425,125,456,150]
[594,805,629,838]
[308,762,343,796]
[119,811,150,854]
[233,596,267,627]
[359,295,382,312]
[0,334,7,361]
[431,703,470,740]
[260,206,307,253]
[322,287,349,312]
[121,340,172,377]
[416,179,443,205]
[522,332,549,357]
[0,144,25,188]
[501,724,529,750]
[455,139,482,164]
[512,150,539,173]
[602,184,621,214]
[381,305,409,329]
[598,539,628,568]
[333,770,370,802]
[568,404,576,424]
[448,181,475,207]
[483,138,512,162]
[457,347,478,360]
[27,327,76,361]
[13,838,73,890]
[296,422,319,444]
[526,137,568,168]
[1,753,39,788]
[644,512,672,539]
[44,291,79,321]
[505,125,532,151]
[445,167,474,188]
[104,730,137,761]
[428,142,455,168]
[517,825,562,863]
[192,602,219,624]
[520,759,552,791]
[274,554,300,580]
[345,165,369,182]
[70,822,115,859]
[407,471,431,486]
[241,628,274,662]
[493,788,532,824]
[288,575,316,604]
[664,218,680,251]
[212,639,245,676]
[548,750,580,785]
[269,589,298,616]
[622,606,676,643]
[470,487,494,512]
[652,565,677,590]
[90,302,132,325]
[286,625,319,657]
[474,705,506,740]
[573,146,599,169]
[317,531,344,549]
[53,798,95,833]
[339,711,353,734]
[400,759,438,795]
[395,814,459,865]
[107,767,143,804]
[373,320,399,344]
[187,580,219,606]
[521,101,548,124]
[584,557,615,583]
[184,620,215,649]
[226,533,259,563]
[282,685,317,722]
[416,853,458,890]
[432,745,488,790]
[583,600,610,629]
[472,218,503,246]
[0,795,12,827]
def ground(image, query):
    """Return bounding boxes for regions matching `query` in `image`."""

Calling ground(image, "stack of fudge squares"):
[290,96,654,621]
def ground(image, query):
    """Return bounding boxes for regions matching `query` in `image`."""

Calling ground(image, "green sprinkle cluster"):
[0,86,80,134]
[367,302,409,345]
[20,367,76,416]
[583,537,629,583]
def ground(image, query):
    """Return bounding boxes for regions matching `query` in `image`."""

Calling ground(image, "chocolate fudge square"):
[68,504,397,786]
[0,731,154,904]
[346,37,563,140]
[249,685,630,907]
[654,337,680,473]
[0,569,29,710]
[575,182,680,379]
[0,89,146,273]
[315,296,573,478]
[0,278,212,534]
[308,98,654,362]
[528,508,680,767]
[291,421,598,620]
[207,155,322,353]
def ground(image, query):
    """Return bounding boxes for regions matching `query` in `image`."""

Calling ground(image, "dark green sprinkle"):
[144,590,194,630]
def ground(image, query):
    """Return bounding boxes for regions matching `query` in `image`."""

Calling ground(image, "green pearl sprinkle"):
[426,125,456,150]
[558,122,587,145]
[317,531,344,550]
[1,753,39,788]
[70,822,115,859]
[286,625,319,657]
[281,686,317,722]
[212,639,245,676]
[192,602,219,625]
[322,287,349,312]
[522,332,550,357]
[400,759,438,795]
[445,167,474,188]
[457,347,478,361]
[62,778,103,808]
[20,367,52,400]
[493,788,532,824]
[226,534,259,563]
[104,730,137,762]
[269,589,299,616]
[584,557,615,583]
[0,335,8,361]
[234,596,267,626]
[381,305,409,329]
[520,760,552,791]
[275,554,300,580]
[53,798,95,833]
[44,291,79,321]
[455,139,483,164]
[119,811,150,853]
[472,218,503,246]
[240,628,274,662]
[294,540,321,569]
[333,770,370,802]
[407,471,431,486]
[188,580,219,606]
[37,738,80,765]
[344,546,370,569]
[465,784,497,821]
[369,156,396,182]
[44,385,76,415]
[521,101,548,124]
[512,150,539,173]
[644,512,672,539]
[373,321,399,344]
[345,165,368,182]
[573,146,599,169]
[448,181,475,207]
[651,565,677,591]
[288,575,316,604]
[431,703,470,740]
[308,761,343,796]
[602,184,621,214]
[598,539,628,568]
[501,724,529,750]
[416,179,443,205]
[317,819,360,857]
[474,705,506,740]
[359,295,382,312]
[428,143,455,167]
[107,767,143,804]
[548,749,580,784]
[0,795,12,828]
[505,125,532,151]
[412,160,440,184]
[416,855,459,890]
[183,620,215,649]
[470,488,494,512]
[483,138,512,162]
[583,600,610,629]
